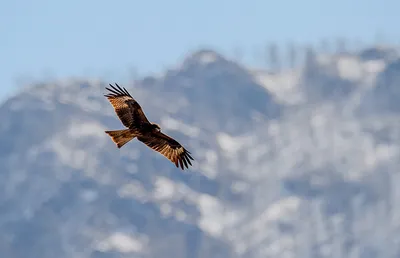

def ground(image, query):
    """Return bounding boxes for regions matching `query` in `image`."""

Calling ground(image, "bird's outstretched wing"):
[138,131,194,170]
[104,83,150,128]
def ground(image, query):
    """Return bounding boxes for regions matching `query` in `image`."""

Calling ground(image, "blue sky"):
[1,0,399,101]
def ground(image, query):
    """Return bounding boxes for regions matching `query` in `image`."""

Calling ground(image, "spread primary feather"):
[104,83,194,170]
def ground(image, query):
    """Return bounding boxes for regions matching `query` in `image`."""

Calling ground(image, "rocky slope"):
[1,47,400,258]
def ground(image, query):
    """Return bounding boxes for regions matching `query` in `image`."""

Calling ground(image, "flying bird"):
[104,83,194,170]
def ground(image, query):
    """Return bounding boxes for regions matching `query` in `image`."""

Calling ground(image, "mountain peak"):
[182,49,229,68]
[358,45,399,62]
[3,45,400,257]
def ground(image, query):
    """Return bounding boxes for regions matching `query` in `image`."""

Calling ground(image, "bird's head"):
[151,123,161,132]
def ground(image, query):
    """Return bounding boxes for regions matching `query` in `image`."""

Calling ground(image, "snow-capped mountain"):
[1,46,400,258]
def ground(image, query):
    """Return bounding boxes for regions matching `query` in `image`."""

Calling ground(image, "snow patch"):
[360,59,387,87]
[195,51,218,65]
[67,121,105,139]
[362,59,386,74]
[231,196,303,256]
[200,150,219,179]
[252,69,304,105]
[263,196,301,222]
[46,137,88,169]
[161,116,200,137]
[159,203,172,217]
[217,133,239,153]
[153,177,176,201]
[36,121,107,172]
[364,143,398,168]
[96,232,145,253]
[336,56,363,81]
[118,181,149,202]
[197,194,225,237]
[196,193,241,238]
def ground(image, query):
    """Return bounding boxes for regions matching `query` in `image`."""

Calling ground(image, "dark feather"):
[104,83,194,170]
[104,83,150,128]
[137,131,194,170]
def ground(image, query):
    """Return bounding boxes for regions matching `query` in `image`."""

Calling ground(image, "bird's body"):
[104,83,193,170]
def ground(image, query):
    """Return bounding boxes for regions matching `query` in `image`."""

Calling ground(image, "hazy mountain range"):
[1,46,400,258]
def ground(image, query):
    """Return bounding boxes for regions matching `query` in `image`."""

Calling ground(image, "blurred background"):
[1,0,400,257]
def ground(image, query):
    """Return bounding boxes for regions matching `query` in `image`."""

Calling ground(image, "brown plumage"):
[104,83,194,170]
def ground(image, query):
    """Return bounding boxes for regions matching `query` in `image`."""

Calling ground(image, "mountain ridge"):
[1,46,400,258]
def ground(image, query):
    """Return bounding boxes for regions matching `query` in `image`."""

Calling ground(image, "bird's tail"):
[105,129,136,148]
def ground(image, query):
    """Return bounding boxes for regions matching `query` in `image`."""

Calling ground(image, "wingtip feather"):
[104,83,134,99]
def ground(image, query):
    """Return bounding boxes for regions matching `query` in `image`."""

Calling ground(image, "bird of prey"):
[104,83,194,170]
